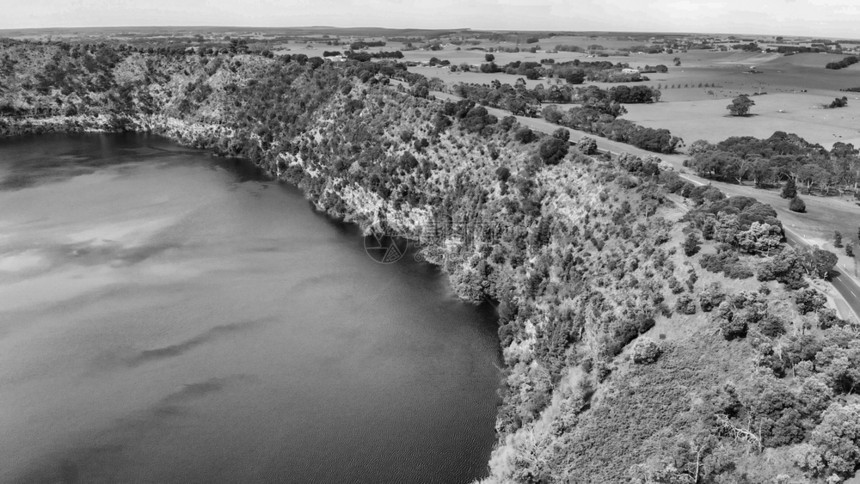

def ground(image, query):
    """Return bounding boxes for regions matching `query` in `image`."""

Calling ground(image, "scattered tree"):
[683,232,701,256]
[727,94,755,116]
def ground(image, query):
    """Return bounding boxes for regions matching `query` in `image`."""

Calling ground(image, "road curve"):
[784,228,860,322]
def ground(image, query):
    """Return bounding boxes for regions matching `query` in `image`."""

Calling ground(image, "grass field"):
[624,92,860,148]
[392,38,860,154]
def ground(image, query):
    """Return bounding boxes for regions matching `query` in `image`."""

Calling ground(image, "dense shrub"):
[698,282,726,312]
[759,314,786,338]
[632,338,662,364]
[675,294,697,314]
[514,126,536,144]
[539,137,569,165]
[682,232,701,256]
[789,196,806,213]
[720,315,748,340]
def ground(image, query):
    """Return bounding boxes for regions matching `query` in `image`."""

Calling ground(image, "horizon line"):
[0,25,852,41]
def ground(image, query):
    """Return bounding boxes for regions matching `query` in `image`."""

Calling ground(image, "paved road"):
[427,89,860,322]
[783,228,860,322]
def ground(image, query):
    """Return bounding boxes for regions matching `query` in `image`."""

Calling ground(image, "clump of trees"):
[548,59,644,84]
[686,132,860,197]
[543,102,681,154]
[827,96,848,108]
[825,55,859,70]
[538,129,570,165]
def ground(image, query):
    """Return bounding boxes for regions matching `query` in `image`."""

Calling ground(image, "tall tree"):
[781,177,797,199]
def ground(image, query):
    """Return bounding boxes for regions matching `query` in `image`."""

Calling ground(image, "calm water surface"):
[0,133,501,483]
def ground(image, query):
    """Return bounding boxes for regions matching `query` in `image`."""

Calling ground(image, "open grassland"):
[624,93,860,149]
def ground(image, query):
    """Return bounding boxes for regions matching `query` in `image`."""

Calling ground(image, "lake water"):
[0,133,501,483]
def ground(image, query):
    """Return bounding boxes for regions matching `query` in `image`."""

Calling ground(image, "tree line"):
[686,132,860,197]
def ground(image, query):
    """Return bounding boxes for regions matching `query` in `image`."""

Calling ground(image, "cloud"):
[1,0,859,37]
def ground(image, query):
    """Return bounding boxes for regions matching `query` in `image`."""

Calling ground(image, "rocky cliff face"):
[2,41,857,484]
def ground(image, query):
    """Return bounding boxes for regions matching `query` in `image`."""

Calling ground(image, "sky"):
[1,0,859,39]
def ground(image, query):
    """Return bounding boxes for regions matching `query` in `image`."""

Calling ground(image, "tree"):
[485,53,495,62]
[781,177,797,199]
[542,104,563,124]
[538,137,569,165]
[789,196,806,213]
[699,282,726,312]
[713,212,740,245]
[675,294,697,314]
[632,338,662,364]
[847,242,855,257]
[795,403,860,478]
[795,288,826,314]
[514,127,536,144]
[727,94,755,116]
[683,232,701,256]
[804,247,838,279]
[835,231,843,248]
[720,312,747,340]
[577,136,597,155]
[737,222,782,255]
[758,246,808,289]
[552,127,570,142]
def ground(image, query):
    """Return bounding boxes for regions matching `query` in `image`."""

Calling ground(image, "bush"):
[720,316,747,340]
[815,89,847,109]
[577,136,598,155]
[725,263,754,279]
[789,196,806,213]
[514,127,536,144]
[700,251,753,279]
[682,232,701,256]
[675,294,697,314]
[759,314,786,338]
[818,308,844,329]
[539,137,569,165]
[632,338,662,364]
[698,282,726,312]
